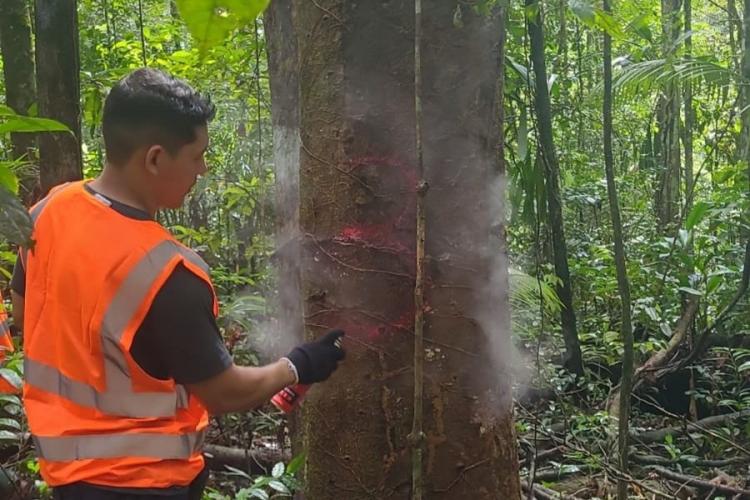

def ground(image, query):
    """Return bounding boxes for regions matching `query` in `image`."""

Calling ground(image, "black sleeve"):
[130,263,233,384]
[10,257,25,297]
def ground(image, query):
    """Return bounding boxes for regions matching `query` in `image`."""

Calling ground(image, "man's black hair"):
[102,68,216,165]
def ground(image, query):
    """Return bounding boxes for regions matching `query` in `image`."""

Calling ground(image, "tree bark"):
[263,0,305,461]
[526,0,583,375]
[654,0,681,231]
[683,0,694,212]
[267,1,521,498]
[602,2,634,497]
[0,0,39,204]
[34,0,83,194]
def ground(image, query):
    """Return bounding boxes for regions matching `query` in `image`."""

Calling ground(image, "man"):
[10,68,345,500]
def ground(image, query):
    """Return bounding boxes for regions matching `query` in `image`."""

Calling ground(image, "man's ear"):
[144,145,165,175]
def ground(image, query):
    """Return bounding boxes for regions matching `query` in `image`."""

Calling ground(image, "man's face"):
[152,125,209,209]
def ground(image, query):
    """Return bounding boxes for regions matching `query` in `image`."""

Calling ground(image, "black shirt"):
[11,185,233,496]
[11,184,232,384]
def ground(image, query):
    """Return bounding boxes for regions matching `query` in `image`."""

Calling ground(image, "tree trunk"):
[683,0,694,210]
[740,0,750,164]
[654,0,681,231]
[263,0,304,457]
[0,0,39,204]
[34,0,83,194]
[267,1,521,498]
[603,2,634,497]
[526,0,583,375]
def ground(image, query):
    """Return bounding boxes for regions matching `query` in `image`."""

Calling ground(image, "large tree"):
[0,0,38,203]
[34,0,82,193]
[267,1,520,498]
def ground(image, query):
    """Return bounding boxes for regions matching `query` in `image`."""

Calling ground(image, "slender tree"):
[0,0,39,203]
[34,0,83,193]
[654,0,681,230]
[603,1,634,498]
[526,0,583,375]
[683,0,694,209]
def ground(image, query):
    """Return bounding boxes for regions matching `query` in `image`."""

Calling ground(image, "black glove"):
[286,330,346,384]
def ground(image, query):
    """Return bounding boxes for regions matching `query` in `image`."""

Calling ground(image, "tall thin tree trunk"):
[683,0,694,212]
[740,0,750,183]
[603,1,634,498]
[729,0,743,73]
[655,0,681,231]
[0,0,39,204]
[268,1,521,498]
[526,0,583,375]
[34,0,83,194]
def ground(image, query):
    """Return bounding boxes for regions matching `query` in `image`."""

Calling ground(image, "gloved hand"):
[285,330,346,384]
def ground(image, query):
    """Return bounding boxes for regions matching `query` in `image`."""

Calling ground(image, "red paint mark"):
[322,154,426,342]
[336,224,412,255]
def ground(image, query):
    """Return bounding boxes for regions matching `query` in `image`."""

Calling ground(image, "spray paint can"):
[271,334,344,413]
[271,383,310,413]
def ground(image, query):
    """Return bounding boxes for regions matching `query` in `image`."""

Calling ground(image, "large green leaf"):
[176,0,270,56]
[569,0,623,38]
[0,115,70,134]
[0,186,34,248]
[0,369,22,391]
[686,201,710,230]
[0,164,19,195]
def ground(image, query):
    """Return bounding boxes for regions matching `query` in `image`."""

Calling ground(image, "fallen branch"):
[521,480,582,500]
[632,452,750,468]
[203,444,289,475]
[632,409,750,444]
[523,467,581,483]
[649,466,750,497]
[608,296,699,414]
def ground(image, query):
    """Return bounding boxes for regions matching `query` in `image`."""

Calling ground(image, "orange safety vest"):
[0,290,18,394]
[22,181,216,488]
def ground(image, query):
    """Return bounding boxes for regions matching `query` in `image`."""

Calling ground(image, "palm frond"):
[612,56,733,94]
[509,268,562,315]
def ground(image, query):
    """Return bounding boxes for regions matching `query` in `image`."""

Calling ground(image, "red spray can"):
[271,334,343,413]
[271,384,310,413]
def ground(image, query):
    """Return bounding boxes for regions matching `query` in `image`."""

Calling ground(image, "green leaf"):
[569,0,594,24]
[0,164,19,195]
[268,480,289,494]
[176,0,270,57]
[248,489,269,500]
[738,361,750,372]
[0,187,34,248]
[686,201,710,230]
[706,275,723,295]
[0,430,18,442]
[0,369,22,391]
[271,462,285,479]
[0,116,70,134]
[286,452,305,474]
[677,286,702,297]
[626,13,653,41]
[0,418,20,431]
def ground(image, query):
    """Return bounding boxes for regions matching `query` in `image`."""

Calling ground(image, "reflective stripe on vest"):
[25,239,210,418]
[0,319,9,336]
[32,430,205,461]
